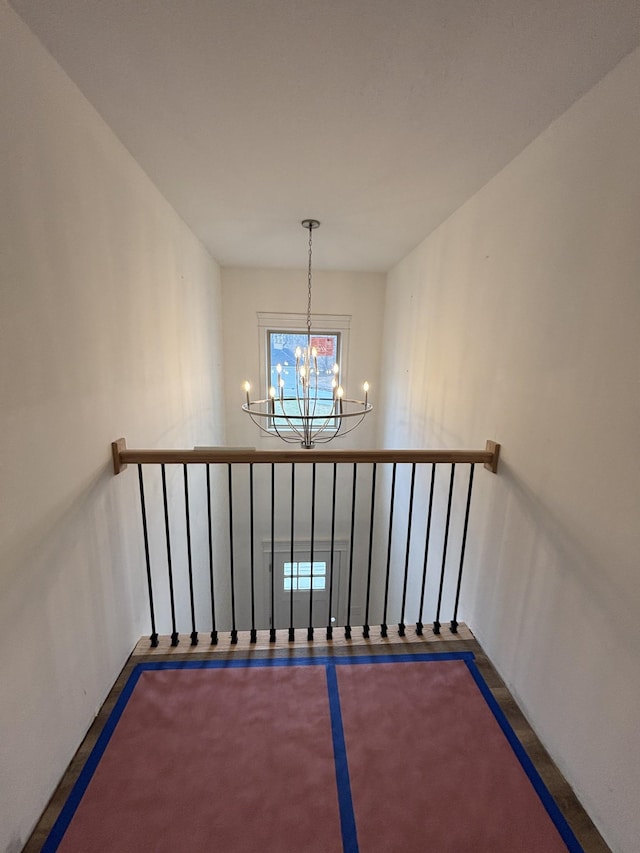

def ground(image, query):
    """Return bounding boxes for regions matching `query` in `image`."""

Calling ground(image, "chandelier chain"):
[307,223,313,340]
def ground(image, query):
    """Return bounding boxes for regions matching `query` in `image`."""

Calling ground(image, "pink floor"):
[58,666,342,853]
[50,657,574,852]
[337,660,568,852]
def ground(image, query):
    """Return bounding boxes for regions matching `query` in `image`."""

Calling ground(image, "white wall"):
[0,4,226,850]
[380,47,640,853]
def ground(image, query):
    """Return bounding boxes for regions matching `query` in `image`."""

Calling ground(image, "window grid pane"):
[283,561,327,591]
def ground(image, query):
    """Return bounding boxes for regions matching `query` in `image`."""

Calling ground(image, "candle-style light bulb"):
[295,347,302,360]
[276,364,282,374]
[243,381,251,405]
[363,381,369,406]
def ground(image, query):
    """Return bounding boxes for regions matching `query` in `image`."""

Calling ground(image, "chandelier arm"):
[245,399,370,420]
[294,352,301,417]
[297,368,310,447]
[247,411,300,444]
[306,363,313,447]
[318,400,343,444]
[294,353,308,429]
[312,412,367,443]
[309,417,344,443]
[275,396,312,445]
[310,423,341,444]
[311,404,371,442]
[308,400,340,442]
[270,407,295,443]
[274,411,305,443]
[310,364,320,419]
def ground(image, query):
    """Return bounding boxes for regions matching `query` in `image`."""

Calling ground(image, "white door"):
[271,548,343,630]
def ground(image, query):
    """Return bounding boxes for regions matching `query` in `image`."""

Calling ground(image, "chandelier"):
[242,219,373,448]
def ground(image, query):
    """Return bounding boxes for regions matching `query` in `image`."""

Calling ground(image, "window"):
[284,561,327,591]
[257,313,352,436]
[268,330,341,427]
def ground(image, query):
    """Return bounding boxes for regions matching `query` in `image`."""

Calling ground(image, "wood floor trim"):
[132,623,475,656]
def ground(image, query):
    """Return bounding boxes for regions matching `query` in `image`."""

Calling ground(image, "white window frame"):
[256,312,352,438]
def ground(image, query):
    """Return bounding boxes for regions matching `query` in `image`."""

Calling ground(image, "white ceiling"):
[10,0,640,271]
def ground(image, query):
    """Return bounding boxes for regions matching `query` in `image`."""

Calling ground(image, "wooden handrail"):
[112,438,500,475]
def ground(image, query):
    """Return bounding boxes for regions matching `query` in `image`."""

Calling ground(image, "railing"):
[112,439,500,647]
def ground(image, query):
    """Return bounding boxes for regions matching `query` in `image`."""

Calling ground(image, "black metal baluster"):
[451,464,475,633]
[308,463,317,641]
[326,463,337,641]
[363,462,377,639]
[161,464,179,646]
[289,462,295,642]
[206,465,218,645]
[249,464,257,643]
[270,463,276,643]
[137,465,158,647]
[345,463,357,640]
[183,465,198,646]
[416,464,436,636]
[433,463,456,635]
[398,463,416,637]
[381,463,397,638]
[228,464,238,644]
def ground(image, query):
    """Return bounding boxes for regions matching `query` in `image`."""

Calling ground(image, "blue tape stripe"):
[134,649,475,673]
[41,664,146,852]
[326,663,359,853]
[333,650,474,665]
[465,660,584,853]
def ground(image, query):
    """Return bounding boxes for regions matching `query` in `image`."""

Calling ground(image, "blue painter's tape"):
[136,649,475,673]
[326,663,359,853]
[465,659,584,853]
[41,665,145,852]
[333,650,475,665]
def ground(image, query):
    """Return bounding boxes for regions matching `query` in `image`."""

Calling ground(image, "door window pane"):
[283,561,327,591]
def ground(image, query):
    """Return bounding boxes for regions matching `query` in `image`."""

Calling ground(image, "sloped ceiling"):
[10,0,640,270]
